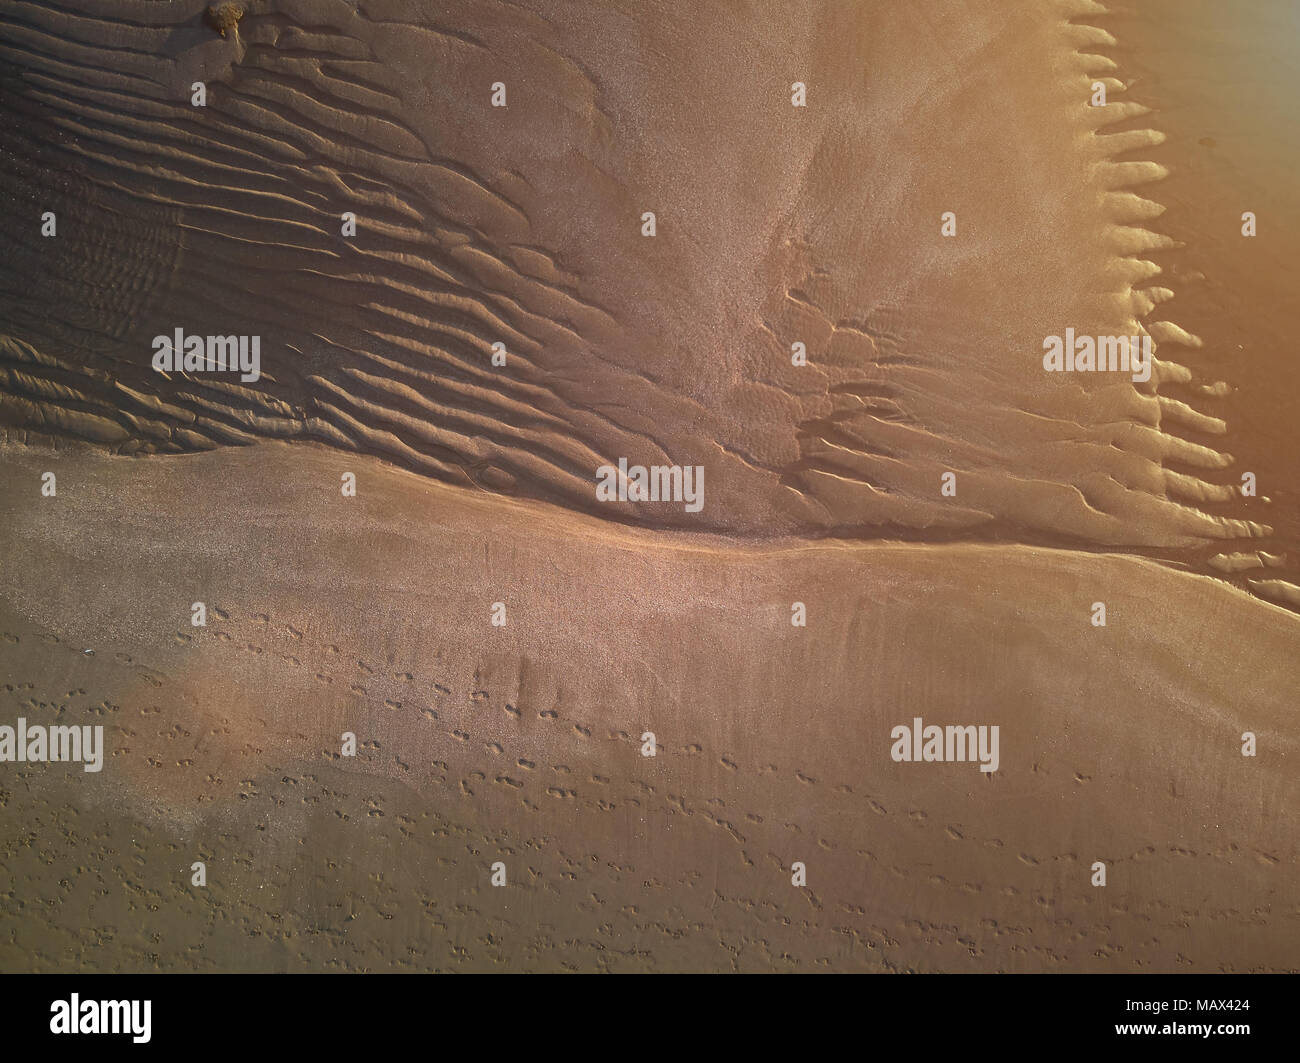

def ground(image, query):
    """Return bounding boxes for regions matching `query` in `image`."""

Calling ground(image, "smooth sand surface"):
[0,442,1295,971]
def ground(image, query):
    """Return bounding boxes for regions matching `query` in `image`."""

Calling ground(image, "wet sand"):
[0,0,1297,971]
[0,441,1296,971]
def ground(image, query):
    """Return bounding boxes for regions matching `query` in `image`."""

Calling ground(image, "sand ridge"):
[0,0,1297,973]
[0,0,1288,571]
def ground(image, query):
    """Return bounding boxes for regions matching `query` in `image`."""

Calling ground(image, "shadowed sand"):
[0,441,1295,971]
[1,0,1298,972]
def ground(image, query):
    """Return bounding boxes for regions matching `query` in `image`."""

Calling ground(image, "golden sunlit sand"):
[0,0,1296,971]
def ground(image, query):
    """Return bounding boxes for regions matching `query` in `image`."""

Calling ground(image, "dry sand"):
[0,0,1296,971]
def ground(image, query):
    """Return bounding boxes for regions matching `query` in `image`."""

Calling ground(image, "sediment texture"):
[0,0,1296,971]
